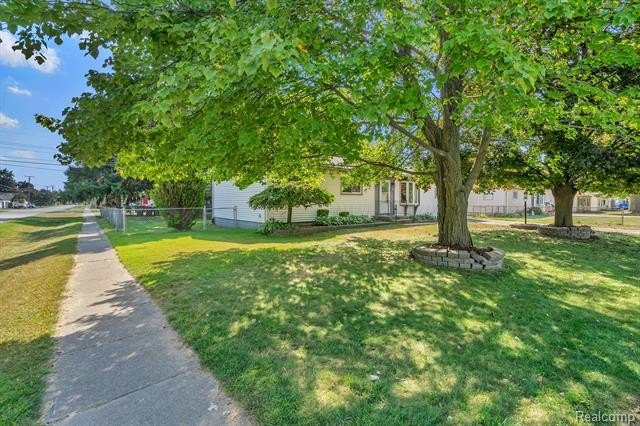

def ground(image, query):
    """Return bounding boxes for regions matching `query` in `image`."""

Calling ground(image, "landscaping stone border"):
[411,245,504,270]
[538,225,594,240]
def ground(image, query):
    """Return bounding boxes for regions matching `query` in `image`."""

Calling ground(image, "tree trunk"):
[434,153,473,248]
[630,195,640,214]
[551,183,577,227]
[287,206,293,224]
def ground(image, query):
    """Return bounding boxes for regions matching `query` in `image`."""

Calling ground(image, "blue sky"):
[0,31,102,190]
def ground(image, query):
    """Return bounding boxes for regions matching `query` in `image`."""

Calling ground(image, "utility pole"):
[25,175,34,202]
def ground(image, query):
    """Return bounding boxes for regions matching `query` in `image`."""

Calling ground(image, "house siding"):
[212,181,266,226]
[416,187,438,216]
[267,174,376,222]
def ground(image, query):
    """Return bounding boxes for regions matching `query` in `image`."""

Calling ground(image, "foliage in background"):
[61,163,151,206]
[0,169,17,192]
[249,184,334,223]
[4,1,637,247]
[481,61,640,227]
[314,214,373,226]
[152,178,205,231]
[257,218,296,235]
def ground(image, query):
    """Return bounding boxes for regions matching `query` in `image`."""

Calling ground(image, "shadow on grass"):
[102,218,412,248]
[0,336,53,425]
[128,229,640,424]
[0,215,83,271]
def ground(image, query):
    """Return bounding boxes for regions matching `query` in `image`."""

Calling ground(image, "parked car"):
[11,200,29,209]
[27,202,36,208]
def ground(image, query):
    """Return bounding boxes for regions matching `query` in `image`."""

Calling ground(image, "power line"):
[0,138,61,148]
[0,156,62,165]
[0,145,59,154]
[0,162,68,172]
[0,158,65,166]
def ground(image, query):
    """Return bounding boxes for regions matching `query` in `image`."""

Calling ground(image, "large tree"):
[482,58,640,227]
[0,168,17,192]
[3,1,638,247]
[62,163,152,206]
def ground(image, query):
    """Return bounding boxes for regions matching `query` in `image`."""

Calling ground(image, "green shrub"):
[152,178,205,231]
[338,211,350,217]
[316,209,330,218]
[257,218,296,235]
[413,213,436,222]
[314,214,373,226]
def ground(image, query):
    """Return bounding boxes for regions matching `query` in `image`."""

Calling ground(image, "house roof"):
[0,193,15,201]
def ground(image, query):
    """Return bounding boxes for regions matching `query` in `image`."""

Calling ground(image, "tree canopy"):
[2,0,638,246]
[61,163,152,206]
[0,168,17,192]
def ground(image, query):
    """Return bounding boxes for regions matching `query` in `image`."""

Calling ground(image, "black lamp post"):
[524,193,528,224]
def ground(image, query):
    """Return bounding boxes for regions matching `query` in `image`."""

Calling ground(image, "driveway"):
[0,205,75,222]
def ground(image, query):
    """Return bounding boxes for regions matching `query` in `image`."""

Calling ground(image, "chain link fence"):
[100,206,239,234]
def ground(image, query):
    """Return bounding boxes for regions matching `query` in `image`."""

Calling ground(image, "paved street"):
[41,210,252,425]
[0,205,75,222]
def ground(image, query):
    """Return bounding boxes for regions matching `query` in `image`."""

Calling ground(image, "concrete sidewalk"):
[42,210,252,425]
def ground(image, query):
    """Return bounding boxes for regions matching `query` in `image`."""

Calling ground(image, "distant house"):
[211,174,438,228]
[574,192,618,212]
[0,193,14,209]
[468,189,549,216]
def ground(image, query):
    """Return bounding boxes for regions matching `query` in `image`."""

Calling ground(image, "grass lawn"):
[0,211,83,424]
[472,214,640,229]
[101,221,640,425]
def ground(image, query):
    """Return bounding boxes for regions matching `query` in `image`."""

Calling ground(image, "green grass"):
[472,214,640,229]
[101,221,640,425]
[121,215,208,234]
[0,211,83,425]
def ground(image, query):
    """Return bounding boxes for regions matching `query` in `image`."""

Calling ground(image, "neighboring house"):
[211,174,438,228]
[468,189,548,216]
[0,193,13,209]
[574,192,618,212]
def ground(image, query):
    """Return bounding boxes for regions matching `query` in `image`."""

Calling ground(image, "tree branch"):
[464,126,492,192]
[325,85,450,158]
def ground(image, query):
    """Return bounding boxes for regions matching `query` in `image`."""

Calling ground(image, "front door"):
[378,181,391,215]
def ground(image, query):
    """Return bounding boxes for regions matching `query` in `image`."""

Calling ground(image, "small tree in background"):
[249,184,334,224]
[152,178,205,231]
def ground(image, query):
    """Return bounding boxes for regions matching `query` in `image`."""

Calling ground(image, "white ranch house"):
[210,174,558,228]
[211,174,438,228]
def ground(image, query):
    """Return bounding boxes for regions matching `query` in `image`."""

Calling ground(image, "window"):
[340,180,362,195]
[483,193,494,200]
[512,191,519,200]
[400,181,418,205]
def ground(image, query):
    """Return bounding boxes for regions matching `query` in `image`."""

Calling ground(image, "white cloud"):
[7,85,31,96]
[0,112,19,128]
[0,30,60,74]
